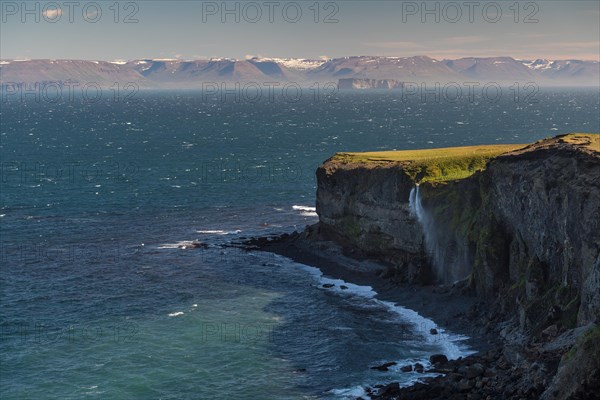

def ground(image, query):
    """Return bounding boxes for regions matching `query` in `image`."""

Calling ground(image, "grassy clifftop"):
[329,133,599,184]
[331,144,524,183]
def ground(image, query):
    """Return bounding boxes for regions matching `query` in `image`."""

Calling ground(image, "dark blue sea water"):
[1,89,598,399]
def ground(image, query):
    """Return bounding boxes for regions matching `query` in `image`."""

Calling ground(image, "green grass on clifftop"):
[330,134,600,184]
[333,144,524,184]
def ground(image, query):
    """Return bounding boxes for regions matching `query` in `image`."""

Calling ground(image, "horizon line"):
[2,55,599,63]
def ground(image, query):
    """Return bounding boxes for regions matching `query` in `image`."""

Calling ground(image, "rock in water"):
[414,363,425,373]
[370,361,397,371]
[430,354,448,364]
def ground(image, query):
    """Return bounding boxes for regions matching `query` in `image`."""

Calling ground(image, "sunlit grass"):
[330,133,599,184]
[332,144,524,183]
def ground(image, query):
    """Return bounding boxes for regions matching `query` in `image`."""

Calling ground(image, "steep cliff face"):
[316,134,600,327]
[478,136,600,328]
[316,143,524,283]
[316,162,430,282]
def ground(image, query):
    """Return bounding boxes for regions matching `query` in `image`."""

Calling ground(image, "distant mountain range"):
[1,56,598,88]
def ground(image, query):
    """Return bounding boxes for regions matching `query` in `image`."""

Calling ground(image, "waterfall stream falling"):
[409,185,471,284]
[408,185,425,223]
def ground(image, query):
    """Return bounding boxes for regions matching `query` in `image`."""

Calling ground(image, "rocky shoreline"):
[242,230,599,399]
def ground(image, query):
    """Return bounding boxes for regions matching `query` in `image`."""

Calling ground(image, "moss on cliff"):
[546,323,600,398]
[338,215,362,241]
[421,178,483,240]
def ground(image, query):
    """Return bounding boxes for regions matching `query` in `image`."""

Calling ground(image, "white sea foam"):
[328,385,367,399]
[291,257,473,361]
[292,205,318,217]
[157,241,197,249]
[196,229,242,235]
[292,205,316,212]
[320,272,472,399]
[380,300,471,360]
[168,311,184,317]
[329,372,438,400]
[319,277,378,298]
[252,253,473,399]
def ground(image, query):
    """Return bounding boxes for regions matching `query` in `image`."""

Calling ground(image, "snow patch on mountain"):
[252,57,328,70]
[521,59,556,70]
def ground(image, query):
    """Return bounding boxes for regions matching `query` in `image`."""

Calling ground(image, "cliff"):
[316,143,524,282]
[316,133,600,399]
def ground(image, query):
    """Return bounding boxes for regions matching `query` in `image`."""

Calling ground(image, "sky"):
[1,0,599,61]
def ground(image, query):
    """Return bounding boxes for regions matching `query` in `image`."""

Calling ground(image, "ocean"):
[1,88,598,399]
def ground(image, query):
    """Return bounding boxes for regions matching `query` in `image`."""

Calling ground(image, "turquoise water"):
[1,89,598,399]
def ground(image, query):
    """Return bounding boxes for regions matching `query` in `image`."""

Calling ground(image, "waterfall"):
[409,184,442,280]
[408,185,423,221]
[409,185,471,284]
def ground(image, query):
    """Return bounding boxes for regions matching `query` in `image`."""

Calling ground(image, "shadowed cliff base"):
[246,133,599,399]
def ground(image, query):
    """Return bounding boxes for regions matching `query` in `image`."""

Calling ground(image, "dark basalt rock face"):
[483,142,600,327]
[316,162,432,283]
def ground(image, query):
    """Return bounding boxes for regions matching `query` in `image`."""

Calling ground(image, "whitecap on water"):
[168,311,184,317]
[196,229,242,235]
[292,205,317,217]
[328,385,367,399]
[157,241,198,249]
